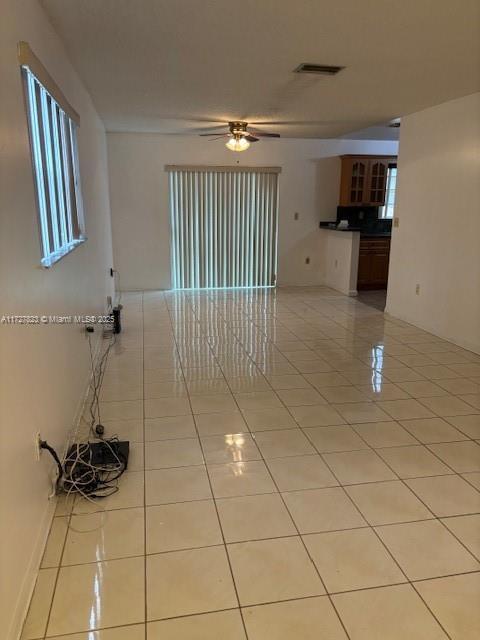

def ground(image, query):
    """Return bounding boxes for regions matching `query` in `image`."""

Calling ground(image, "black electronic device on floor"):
[63,440,129,497]
[65,440,129,469]
[90,440,129,467]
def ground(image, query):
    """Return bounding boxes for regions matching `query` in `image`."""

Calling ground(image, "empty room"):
[2,1,480,639]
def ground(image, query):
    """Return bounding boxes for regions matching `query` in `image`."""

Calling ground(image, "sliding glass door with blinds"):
[167,166,280,289]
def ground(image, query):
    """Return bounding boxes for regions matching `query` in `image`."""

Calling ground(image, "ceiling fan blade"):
[199,132,227,136]
[245,135,259,142]
[207,134,229,141]
[249,120,358,125]
[249,130,280,138]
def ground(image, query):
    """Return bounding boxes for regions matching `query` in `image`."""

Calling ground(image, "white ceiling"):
[42,0,480,138]
[341,124,400,141]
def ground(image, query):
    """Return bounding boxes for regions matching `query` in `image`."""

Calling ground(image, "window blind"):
[167,166,280,290]
[19,41,85,267]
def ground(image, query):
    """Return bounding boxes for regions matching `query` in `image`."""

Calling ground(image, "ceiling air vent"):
[294,63,344,76]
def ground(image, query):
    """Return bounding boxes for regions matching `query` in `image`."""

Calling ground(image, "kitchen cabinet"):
[357,236,391,290]
[339,155,396,206]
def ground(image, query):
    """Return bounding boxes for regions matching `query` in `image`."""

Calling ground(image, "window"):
[167,166,280,289]
[20,43,85,267]
[379,165,397,219]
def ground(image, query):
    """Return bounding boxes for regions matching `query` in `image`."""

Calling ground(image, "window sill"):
[41,237,86,268]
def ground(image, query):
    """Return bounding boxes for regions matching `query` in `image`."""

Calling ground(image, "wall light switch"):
[393,217,400,228]
[415,284,420,295]
[305,257,310,264]
[294,212,299,220]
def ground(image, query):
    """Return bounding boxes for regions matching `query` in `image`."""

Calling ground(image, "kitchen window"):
[379,165,397,219]
[19,42,85,267]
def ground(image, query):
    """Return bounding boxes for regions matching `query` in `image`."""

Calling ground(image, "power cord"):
[41,326,124,500]
[87,328,117,438]
[40,437,126,534]
[39,304,129,533]
[40,438,126,500]
[39,440,63,483]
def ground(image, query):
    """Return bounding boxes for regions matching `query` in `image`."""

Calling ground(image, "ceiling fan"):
[199,121,280,152]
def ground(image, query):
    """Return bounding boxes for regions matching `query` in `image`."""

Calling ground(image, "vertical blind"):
[23,68,84,266]
[167,166,280,289]
[19,42,85,267]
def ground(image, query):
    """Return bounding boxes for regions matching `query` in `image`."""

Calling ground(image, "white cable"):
[58,308,126,533]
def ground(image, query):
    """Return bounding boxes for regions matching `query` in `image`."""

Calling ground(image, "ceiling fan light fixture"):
[200,120,278,147]
[226,136,250,152]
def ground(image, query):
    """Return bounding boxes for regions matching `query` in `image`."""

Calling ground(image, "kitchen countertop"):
[319,222,391,237]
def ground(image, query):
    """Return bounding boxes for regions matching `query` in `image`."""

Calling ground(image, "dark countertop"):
[319,221,391,238]
[319,222,360,231]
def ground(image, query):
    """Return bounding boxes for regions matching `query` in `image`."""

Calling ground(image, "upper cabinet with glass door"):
[339,155,396,206]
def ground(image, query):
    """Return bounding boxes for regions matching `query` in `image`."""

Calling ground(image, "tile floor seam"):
[164,297,250,640]
[293,414,470,637]
[38,541,63,640]
[142,292,148,640]
[341,410,480,560]
[219,359,354,640]
[345,421,480,587]
[301,427,416,579]
[409,582,455,640]
[377,482,480,566]
[44,494,480,548]
[41,620,149,640]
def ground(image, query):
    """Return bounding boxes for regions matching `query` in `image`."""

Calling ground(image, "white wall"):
[107,134,397,290]
[0,2,114,637]
[321,230,360,296]
[386,92,480,353]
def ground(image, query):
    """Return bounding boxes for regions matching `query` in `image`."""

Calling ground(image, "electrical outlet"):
[415,284,420,295]
[34,432,42,461]
[393,217,400,228]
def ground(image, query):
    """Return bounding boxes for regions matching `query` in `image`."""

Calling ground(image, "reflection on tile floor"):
[356,290,387,312]
[22,286,480,639]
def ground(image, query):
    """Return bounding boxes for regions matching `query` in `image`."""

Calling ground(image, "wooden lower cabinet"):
[357,237,391,290]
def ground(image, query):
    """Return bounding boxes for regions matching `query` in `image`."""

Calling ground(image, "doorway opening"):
[357,162,398,304]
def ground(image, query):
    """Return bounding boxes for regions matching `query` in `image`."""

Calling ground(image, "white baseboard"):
[9,498,56,640]
[323,281,357,297]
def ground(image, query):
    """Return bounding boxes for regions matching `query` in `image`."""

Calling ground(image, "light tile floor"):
[22,286,480,639]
